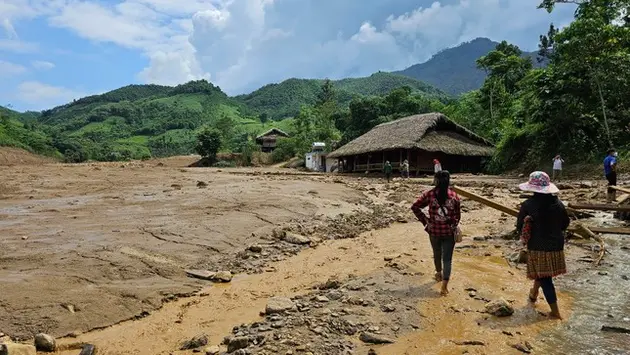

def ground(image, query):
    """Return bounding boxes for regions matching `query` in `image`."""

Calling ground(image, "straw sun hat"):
[519,171,559,194]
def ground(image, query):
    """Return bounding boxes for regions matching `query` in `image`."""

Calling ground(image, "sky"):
[0,0,575,112]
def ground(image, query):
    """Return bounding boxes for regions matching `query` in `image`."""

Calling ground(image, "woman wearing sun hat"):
[516,171,570,319]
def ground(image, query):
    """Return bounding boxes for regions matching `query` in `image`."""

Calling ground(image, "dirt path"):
[3,160,606,354]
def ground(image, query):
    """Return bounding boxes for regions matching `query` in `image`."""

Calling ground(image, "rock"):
[265,297,296,314]
[381,304,396,312]
[509,251,528,264]
[33,333,56,352]
[185,269,216,281]
[453,340,485,346]
[510,342,533,354]
[601,325,630,334]
[78,344,95,355]
[0,343,36,355]
[321,277,342,290]
[359,332,395,344]
[383,255,399,261]
[21,236,28,241]
[368,349,378,355]
[248,245,263,253]
[197,181,208,188]
[473,236,486,241]
[316,295,330,303]
[212,271,233,283]
[227,337,250,353]
[180,334,209,350]
[283,232,310,245]
[485,299,514,317]
[204,346,221,355]
[622,275,629,281]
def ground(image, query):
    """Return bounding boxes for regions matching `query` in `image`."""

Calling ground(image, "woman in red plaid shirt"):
[411,170,461,296]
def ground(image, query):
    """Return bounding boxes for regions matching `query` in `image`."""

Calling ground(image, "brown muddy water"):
[539,213,630,354]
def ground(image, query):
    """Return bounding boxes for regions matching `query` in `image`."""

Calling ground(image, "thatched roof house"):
[255,128,289,152]
[328,113,494,174]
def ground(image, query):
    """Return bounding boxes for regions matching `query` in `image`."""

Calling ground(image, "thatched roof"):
[256,128,289,140]
[327,113,494,159]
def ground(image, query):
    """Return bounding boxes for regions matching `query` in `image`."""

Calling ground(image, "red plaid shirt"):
[411,188,461,237]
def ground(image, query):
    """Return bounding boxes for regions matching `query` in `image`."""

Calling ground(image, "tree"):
[195,127,222,164]
[259,113,269,125]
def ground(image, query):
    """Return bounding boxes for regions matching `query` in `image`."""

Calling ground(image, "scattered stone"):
[63,304,76,313]
[384,255,400,261]
[601,325,630,334]
[180,334,209,350]
[197,181,208,188]
[510,342,533,354]
[316,295,330,303]
[21,236,28,241]
[0,343,36,355]
[598,271,609,276]
[502,331,514,336]
[321,277,342,290]
[227,337,250,353]
[283,232,311,245]
[381,304,396,312]
[212,271,233,283]
[622,275,629,281]
[453,340,485,346]
[185,269,216,281]
[485,299,514,317]
[359,332,395,344]
[509,251,528,264]
[265,297,296,314]
[33,333,56,352]
[78,344,95,355]
[248,245,263,253]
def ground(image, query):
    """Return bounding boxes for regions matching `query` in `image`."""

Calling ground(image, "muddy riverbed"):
[1,157,629,354]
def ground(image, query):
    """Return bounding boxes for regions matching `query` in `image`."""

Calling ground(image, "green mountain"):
[0,106,58,157]
[36,80,294,161]
[395,38,542,95]
[235,72,447,119]
[22,73,446,162]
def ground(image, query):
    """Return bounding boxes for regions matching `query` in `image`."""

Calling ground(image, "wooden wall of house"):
[338,149,485,174]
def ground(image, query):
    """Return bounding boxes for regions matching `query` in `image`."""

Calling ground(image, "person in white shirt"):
[552,155,564,181]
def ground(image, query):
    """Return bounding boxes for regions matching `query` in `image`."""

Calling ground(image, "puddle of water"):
[538,232,630,354]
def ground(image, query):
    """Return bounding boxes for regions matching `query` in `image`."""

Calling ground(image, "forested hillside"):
[0,107,58,157]
[396,37,543,95]
[235,72,448,120]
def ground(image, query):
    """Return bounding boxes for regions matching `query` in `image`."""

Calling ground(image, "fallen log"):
[453,186,630,237]
[452,186,519,217]
[615,193,630,204]
[574,223,606,266]
[568,203,630,212]
[610,186,630,195]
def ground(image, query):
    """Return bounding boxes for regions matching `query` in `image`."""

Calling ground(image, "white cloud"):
[0,60,27,76]
[16,81,85,109]
[31,60,55,70]
[2,0,576,98]
[0,38,38,53]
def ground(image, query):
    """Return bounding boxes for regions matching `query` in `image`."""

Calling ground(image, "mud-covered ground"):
[1,155,627,355]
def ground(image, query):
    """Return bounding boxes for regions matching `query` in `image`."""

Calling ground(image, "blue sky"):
[0,0,575,111]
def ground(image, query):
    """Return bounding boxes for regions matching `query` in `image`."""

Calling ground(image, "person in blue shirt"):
[604,148,618,202]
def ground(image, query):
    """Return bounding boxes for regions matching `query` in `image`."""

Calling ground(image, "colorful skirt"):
[526,250,567,280]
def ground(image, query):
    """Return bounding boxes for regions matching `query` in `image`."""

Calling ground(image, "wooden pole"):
[452,186,519,217]
[616,194,630,204]
[568,202,630,212]
[611,186,630,195]
[453,185,630,236]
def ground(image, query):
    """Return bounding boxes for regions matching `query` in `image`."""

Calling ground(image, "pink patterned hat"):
[519,171,559,194]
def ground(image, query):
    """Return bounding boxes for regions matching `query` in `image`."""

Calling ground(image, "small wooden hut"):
[255,128,289,152]
[327,113,494,174]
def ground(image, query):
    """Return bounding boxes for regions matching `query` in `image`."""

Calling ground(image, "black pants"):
[385,173,391,182]
[606,172,617,192]
[538,277,557,304]
[429,235,455,280]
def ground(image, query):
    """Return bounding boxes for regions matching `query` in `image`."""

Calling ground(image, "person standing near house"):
[411,170,461,296]
[384,161,393,183]
[517,171,569,319]
[402,160,410,179]
[433,159,442,174]
[552,155,564,181]
[433,159,442,185]
[604,149,618,202]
